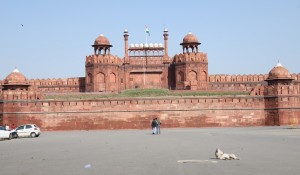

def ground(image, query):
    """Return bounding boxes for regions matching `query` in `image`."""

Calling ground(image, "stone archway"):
[109,72,116,83]
[200,71,207,81]
[188,70,197,81]
[87,73,93,84]
[96,72,105,92]
[178,71,184,82]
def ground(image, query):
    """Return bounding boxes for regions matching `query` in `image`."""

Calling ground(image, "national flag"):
[145,26,150,36]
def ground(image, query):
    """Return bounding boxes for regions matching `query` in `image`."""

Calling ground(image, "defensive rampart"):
[0,95,269,130]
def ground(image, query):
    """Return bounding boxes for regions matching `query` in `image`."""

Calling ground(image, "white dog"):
[215,148,239,160]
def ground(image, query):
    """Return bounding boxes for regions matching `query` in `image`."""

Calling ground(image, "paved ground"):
[1,126,300,175]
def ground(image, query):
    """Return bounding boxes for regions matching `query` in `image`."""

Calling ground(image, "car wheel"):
[30,132,36,138]
[8,133,12,140]
[13,133,18,138]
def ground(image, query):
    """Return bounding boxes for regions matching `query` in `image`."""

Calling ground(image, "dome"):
[182,32,200,44]
[4,68,28,85]
[267,62,292,80]
[94,34,110,45]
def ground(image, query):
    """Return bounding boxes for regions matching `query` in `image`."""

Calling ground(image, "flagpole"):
[146,33,148,44]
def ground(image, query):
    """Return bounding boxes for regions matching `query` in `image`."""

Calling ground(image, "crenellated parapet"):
[29,77,85,93]
[264,84,300,96]
[173,52,207,63]
[209,74,268,83]
[86,54,122,65]
[1,89,43,100]
[30,77,84,86]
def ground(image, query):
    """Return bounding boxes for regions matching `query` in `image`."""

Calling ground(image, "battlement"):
[209,74,268,83]
[2,95,266,110]
[28,77,85,93]
[173,52,207,63]
[29,77,84,86]
[209,73,300,83]
[1,89,43,100]
[264,84,300,96]
[86,54,122,65]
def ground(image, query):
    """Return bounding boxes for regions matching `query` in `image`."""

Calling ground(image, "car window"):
[0,126,5,130]
[26,125,32,129]
[17,126,25,130]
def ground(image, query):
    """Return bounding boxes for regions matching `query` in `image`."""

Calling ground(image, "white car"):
[12,124,41,138]
[0,126,13,140]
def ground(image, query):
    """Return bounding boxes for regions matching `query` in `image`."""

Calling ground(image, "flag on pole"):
[145,25,150,36]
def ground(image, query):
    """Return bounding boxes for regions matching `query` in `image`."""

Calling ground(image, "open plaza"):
[1,126,300,175]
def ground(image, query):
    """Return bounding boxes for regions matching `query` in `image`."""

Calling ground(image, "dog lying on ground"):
[215,148,239,160]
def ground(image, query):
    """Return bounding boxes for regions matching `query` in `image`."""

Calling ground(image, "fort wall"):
[28,77,85,93]
[0,96,267,130]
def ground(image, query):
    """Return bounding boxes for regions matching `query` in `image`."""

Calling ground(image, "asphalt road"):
[1,126,300,175]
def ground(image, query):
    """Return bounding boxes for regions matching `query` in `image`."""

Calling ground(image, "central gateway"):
[85,29,208,92]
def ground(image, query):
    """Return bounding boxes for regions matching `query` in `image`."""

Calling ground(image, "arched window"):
[188,70,197,81]
[87,73,93,84]
[178,71,184,82]
[110,72,116,83]
[200,71,207,81]
[97,72,105,83]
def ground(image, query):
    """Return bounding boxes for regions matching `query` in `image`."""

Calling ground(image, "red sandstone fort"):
[1,29,300,130]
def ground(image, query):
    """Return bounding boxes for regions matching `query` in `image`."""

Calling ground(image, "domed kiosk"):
[92,34,112,55]
[2,68,30,90]
[180,32,201,53]
[94,34,111,45]
[266,62,294,85]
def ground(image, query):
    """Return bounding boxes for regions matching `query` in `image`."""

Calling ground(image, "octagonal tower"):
[85,34,121,92]
[173,32,208,90]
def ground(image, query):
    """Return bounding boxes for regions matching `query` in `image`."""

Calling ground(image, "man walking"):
[156,118,161,134]
[151,118,157,134]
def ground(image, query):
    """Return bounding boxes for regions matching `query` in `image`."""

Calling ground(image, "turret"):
[92,34,112,55]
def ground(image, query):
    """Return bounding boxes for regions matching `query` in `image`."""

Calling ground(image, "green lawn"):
[45,88,250,100]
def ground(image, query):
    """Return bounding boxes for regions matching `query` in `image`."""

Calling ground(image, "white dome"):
[135,43,139,47]
[154,43,158,47]
[144,43,149,47]
[158,43,163,47]
[130,44,134,47]
[149,43,154,47]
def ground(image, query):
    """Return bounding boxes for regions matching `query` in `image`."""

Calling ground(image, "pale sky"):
[1,0,299,79]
